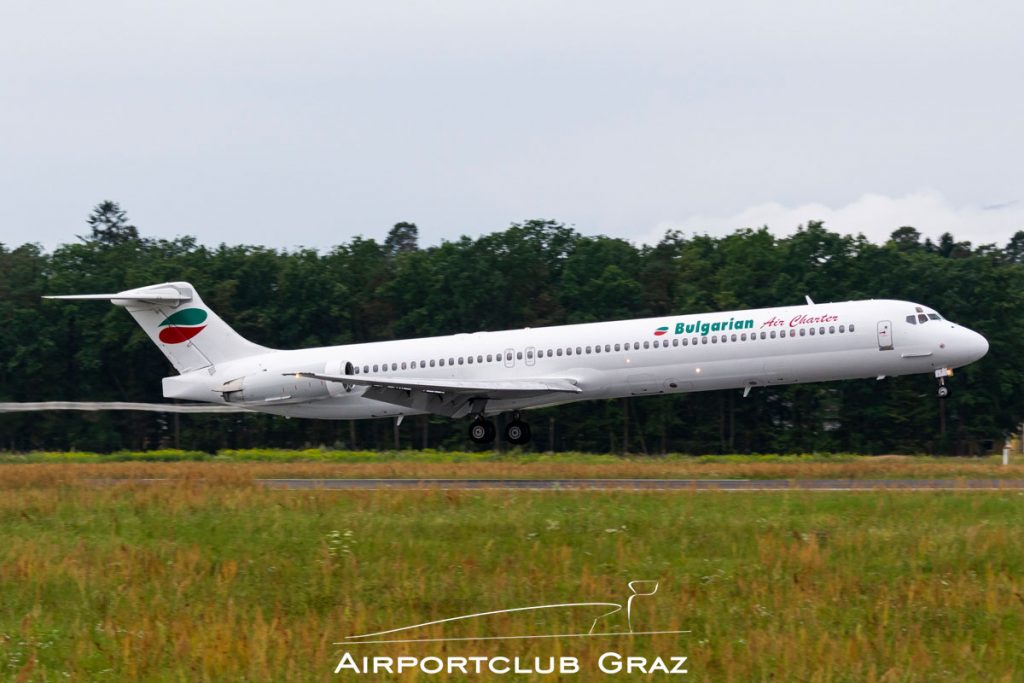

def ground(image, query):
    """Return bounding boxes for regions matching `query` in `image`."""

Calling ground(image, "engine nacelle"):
[218,360,355,404]
[323,360,356,398]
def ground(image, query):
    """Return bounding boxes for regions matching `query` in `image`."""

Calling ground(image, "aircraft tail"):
[46,282,270,373]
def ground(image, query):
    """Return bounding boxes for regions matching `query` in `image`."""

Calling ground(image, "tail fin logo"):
[158,308,208,344]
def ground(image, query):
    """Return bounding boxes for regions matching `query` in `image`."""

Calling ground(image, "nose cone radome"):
[952,326,989,366]
[969,329,989,362]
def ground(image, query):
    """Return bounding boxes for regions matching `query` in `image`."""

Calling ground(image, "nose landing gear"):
[935,367,953,399]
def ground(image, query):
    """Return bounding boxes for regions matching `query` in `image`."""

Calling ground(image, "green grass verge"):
[0,448,982,464]
[0,482,1022,681]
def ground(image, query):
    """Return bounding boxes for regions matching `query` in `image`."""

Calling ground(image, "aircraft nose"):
[971,329,989,361]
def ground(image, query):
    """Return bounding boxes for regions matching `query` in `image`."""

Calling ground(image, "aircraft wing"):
[291,371,580,418]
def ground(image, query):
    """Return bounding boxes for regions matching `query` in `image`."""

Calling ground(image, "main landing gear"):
[468,413,532,445]
[468,417,496,444]
[935,367,952,399]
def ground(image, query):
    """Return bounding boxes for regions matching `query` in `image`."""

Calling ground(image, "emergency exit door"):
[877,320,893,350]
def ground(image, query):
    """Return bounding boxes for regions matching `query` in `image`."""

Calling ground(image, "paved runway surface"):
[259,478,1024,491]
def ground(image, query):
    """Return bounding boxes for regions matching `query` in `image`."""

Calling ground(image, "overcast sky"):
[2,1,1021,252]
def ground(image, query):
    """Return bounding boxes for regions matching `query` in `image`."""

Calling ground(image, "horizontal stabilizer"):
[44,286,190,304]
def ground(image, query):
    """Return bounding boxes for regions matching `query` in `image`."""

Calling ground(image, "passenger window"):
[682,338,688,346]
[614,343,621,351]
[790,329,796,337]
[839,325,845,333]
[594,345,601,353]
[799,328,805,336]
[732,334,737,341]
[566,348,573,356]
[692,337,698,345]
[643,341,650,349]
[634,342,640,350]
[458,357,464,365]
[527,350,534,359]
[850,324,855,332]
[392,363,398,370]
[449,357,455,365]
[829,326,835,334]
[605,344,611,352]
[506,351,513,361]
[760,332,767,339]
[652,340,659,348]
[556,348,563,356]
[672,338,679,347]
[819,327,825,335]
[547,350,553,357]
[809,328,815,335]
[575,347,582,355]
[363,365,369,373]
[430,360,435,367]
[420,361,426,368]
[712,335,718,343]
[401,362,407,370]
[373,364,379,372]
[701,337,708,344]
[586,346,592,354]
[439,359,445,366]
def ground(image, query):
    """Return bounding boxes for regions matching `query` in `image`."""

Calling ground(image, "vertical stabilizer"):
[46,282,270,373]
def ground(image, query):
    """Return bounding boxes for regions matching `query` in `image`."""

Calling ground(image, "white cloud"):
[645,191,1024,247]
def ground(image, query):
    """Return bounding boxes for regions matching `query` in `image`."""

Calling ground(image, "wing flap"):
[292,372,581,397]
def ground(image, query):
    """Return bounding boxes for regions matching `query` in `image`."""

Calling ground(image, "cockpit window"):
[909,309,944,324]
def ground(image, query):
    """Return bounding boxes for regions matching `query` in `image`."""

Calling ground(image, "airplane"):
[46,282,989,445]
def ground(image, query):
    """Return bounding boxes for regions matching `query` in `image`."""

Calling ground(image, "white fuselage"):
[162,299,989,420]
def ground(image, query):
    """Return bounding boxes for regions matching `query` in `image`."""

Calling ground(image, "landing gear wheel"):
[935,368,952,399]
[468,419,496,444]
[505,420,532,445]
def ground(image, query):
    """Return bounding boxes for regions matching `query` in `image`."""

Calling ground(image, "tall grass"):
[0,467,1022,680]
[2,454,1024,487]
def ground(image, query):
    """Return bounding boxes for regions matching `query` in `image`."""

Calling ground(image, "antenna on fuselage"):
[805,295,814,305]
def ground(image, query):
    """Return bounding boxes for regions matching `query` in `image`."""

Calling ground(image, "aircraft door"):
[503,348,515,368]
[877,321,893,350]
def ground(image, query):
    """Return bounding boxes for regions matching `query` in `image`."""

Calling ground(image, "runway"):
[258,478,1024,491]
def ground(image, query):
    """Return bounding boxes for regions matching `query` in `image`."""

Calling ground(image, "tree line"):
[1,201,1022,454]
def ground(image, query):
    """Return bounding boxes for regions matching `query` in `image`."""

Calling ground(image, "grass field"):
[2,449,1024,482]
[1,462,1023,681]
